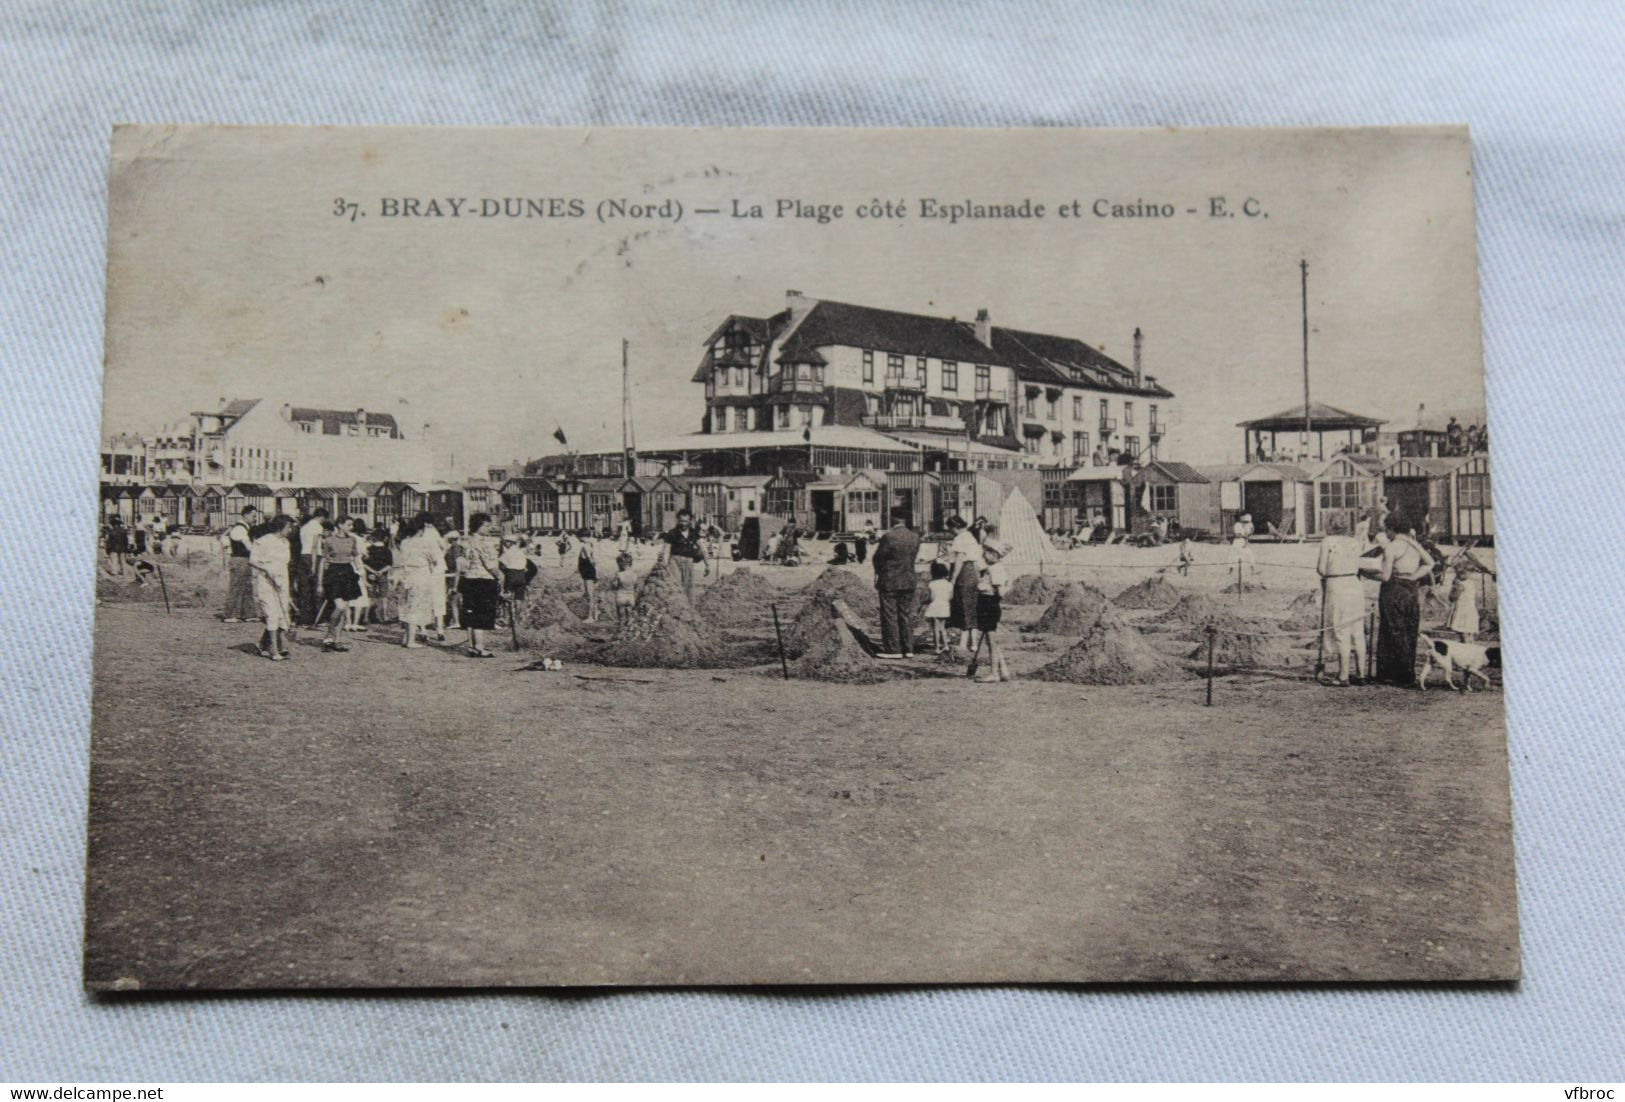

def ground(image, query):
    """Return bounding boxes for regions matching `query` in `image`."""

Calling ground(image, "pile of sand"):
[801,567,880,623]
[1113,574,1182,610]
[785,594,889,684]
[1149,594,1231,630]
[1032,609,1182,685]
[1279,590,1324,632]
[1004,573,1060,606]
[598,560,723,668]
[1030,582,1109,635]
[513,585,591,656]
[97,574,213,609]
[695,568,777,628]
[1186,617,1300,671]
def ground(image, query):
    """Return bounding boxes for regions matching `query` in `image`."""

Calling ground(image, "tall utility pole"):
[621,338,636,478]
[1300,258,1312,446]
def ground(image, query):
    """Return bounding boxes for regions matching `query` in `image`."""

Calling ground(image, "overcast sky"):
[103,126,1486,468]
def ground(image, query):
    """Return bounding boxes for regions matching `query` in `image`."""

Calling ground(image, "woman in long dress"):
[247,515,295,661]
[394,514,441,649]
[1370,513,1435,686]
[943,514,984,656]
[1314,511,1368,686]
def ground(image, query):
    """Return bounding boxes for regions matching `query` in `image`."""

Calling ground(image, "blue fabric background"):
[2,0,1622,1082]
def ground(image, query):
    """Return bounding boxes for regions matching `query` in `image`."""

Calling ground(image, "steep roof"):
[1238,402,1384,431]
[1143,460,1209,483]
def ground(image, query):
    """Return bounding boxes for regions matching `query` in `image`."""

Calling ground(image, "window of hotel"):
[1149,404,1159,429]
[942,361,958,392]
[1023,435,1040,455]
[1099,398,1109,422]
[1073,396,1083,421]
[862,350,874,384]
[917,357,928,383]
[975,365,990,394]
[777,406,790,429]
[1046,394,1058,420]
[887,353,904,375]
[297,421,313,434]
[1073,432,1089,459]
[1024,392,1037,417]
[1125,436,1140,457]
[1124,402,1134,426]
[1150,484,1177,512]
[734,407,749,432]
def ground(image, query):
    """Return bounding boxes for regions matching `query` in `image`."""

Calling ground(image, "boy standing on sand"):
[612,550,638,626]
[972,538,1013,683]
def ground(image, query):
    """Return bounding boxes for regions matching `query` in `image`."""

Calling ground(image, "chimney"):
[785,289,815,329]
[1132,327,1144,387]
[974,308,992,348]
[280,402,292,421]
[355,407,366,428]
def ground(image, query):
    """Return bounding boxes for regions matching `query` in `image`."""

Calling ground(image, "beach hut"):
[763,470,824,531]
[1305,453,1383,537]
[421,485,467,532]
[1194,463,1310,539]
[344,483,380,527]
[199,486,226,529]
[883,469,941,532]
[296,486,345,519]
[1063,467,1130,532]
[1130,461,1212,537]
[224,483,275,524]
[837,471,886,534]
[645,475,689,533]
[498,477,559,531]
[1383,454,1494,543]
[552,475,587,532]
[685,474,771,533]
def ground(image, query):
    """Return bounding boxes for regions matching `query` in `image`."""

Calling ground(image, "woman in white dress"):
[1314,511,1369,686]
[248,515,296,661]
[394,514,442,649]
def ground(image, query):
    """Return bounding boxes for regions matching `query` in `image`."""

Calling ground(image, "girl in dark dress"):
[1370,513,1435,686]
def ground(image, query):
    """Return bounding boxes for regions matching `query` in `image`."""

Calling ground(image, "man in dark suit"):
[872,506,922,658]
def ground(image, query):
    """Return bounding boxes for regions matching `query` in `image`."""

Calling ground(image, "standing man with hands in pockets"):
[872,506,921,659]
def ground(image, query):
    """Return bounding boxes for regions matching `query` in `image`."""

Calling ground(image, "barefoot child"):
[612,550,638,626]
[925,559,953,653]
[317,518,364,653]
[1177,535,1194,577]
[973,537,1012,683]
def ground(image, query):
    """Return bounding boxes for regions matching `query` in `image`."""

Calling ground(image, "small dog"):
[1421,637,1501,692]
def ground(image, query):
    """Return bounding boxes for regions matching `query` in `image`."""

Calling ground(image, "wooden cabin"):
[685,474,771,533]
[1059,467,1130,532]
[1306,454,1383,537]
[498,477,559,531]
[344,483,380,527]
[1382,454,1493,544]
[644,475,689,533]
[224,483,276,525]
[421,485,467,533]
[1129,461,1212,536]
[1194,463,1311,540]
[297,486,348,520]
[198,486,226,529]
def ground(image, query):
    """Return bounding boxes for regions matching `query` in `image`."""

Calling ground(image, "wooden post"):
[771,602,789,680]
[1204,624,1216,705]
[155,562,172,615]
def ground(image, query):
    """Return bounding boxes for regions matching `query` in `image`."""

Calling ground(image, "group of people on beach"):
[870,508,1013,683]
[1315,510,1483,689]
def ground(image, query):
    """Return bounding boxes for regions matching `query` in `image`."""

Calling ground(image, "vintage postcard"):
[88,125,1515,989]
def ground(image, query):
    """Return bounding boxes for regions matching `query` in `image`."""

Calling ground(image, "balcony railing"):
[1099,417,1118,433]
[767,373,826,395]
[883,371,926,391]
[1148,422,1164,439]
[863,412,965,431]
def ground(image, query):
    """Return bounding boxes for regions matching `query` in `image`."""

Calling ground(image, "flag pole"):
[1301,258,1312,451]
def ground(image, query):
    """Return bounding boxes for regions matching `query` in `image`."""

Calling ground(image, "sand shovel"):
[965,629,989,679]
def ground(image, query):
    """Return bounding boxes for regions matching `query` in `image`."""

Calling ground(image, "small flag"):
[802,426,811,442]
[553,426,568,446]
